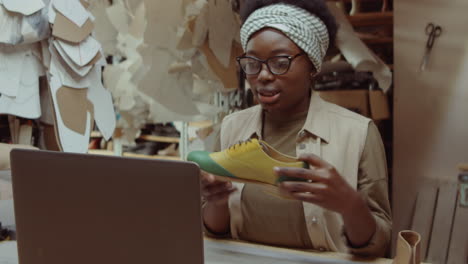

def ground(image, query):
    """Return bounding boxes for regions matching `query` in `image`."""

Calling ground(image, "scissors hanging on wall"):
[420,23,442,72]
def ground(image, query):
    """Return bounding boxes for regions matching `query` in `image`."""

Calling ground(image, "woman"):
[201,0,391,257]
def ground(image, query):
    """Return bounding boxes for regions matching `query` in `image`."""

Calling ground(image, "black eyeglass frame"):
[236,52,306,76]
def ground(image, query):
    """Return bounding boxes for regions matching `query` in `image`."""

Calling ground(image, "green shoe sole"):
[187,151,237,178]
[188,151,309,185]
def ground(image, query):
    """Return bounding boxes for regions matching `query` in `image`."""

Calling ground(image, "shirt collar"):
[241,92,331,143]
[242,105,263,139]
[302,92,330,143]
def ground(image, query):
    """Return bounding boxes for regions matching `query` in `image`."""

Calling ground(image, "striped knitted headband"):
[240,4,329,72]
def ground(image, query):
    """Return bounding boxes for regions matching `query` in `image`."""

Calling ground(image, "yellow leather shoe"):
[187,138,308,186]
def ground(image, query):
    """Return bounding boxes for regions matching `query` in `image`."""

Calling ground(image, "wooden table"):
[0,170,395,263]
[0,238,394,264]
[0,238,399,264]
[204,237,394,264]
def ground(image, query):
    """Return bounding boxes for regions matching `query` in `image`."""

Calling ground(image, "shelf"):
[88,149,181,161]
[88,149,112,155]
[361,36,393,45]
[459,163,468,171]
[90,131,102,138]
[348,11,393,27]
[91,131,187,143]
[139,135,180,143]
[189,120,213,128]
[123,152,181,161]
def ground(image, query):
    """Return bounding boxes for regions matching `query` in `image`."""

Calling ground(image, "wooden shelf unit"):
[91,131,193,143]
[347,11,393,27]
[88,149,181,161]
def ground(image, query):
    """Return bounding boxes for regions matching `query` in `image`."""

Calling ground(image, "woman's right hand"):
[200,170,237,206]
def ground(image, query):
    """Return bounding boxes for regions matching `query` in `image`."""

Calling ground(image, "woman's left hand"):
[276,153,360,216]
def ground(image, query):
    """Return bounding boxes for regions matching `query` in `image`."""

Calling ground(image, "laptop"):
[10,149,203,264]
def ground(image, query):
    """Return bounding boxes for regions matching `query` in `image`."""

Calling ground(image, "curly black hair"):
[240,0,338,46]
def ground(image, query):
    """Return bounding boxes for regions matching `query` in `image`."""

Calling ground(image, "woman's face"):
[245,28,315,115]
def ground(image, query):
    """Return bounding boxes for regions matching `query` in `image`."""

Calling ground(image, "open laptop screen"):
[10,149,203,264]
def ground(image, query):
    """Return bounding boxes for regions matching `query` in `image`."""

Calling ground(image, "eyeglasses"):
[236,53,305,76]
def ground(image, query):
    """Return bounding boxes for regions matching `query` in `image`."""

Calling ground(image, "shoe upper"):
[188,139,308,185]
